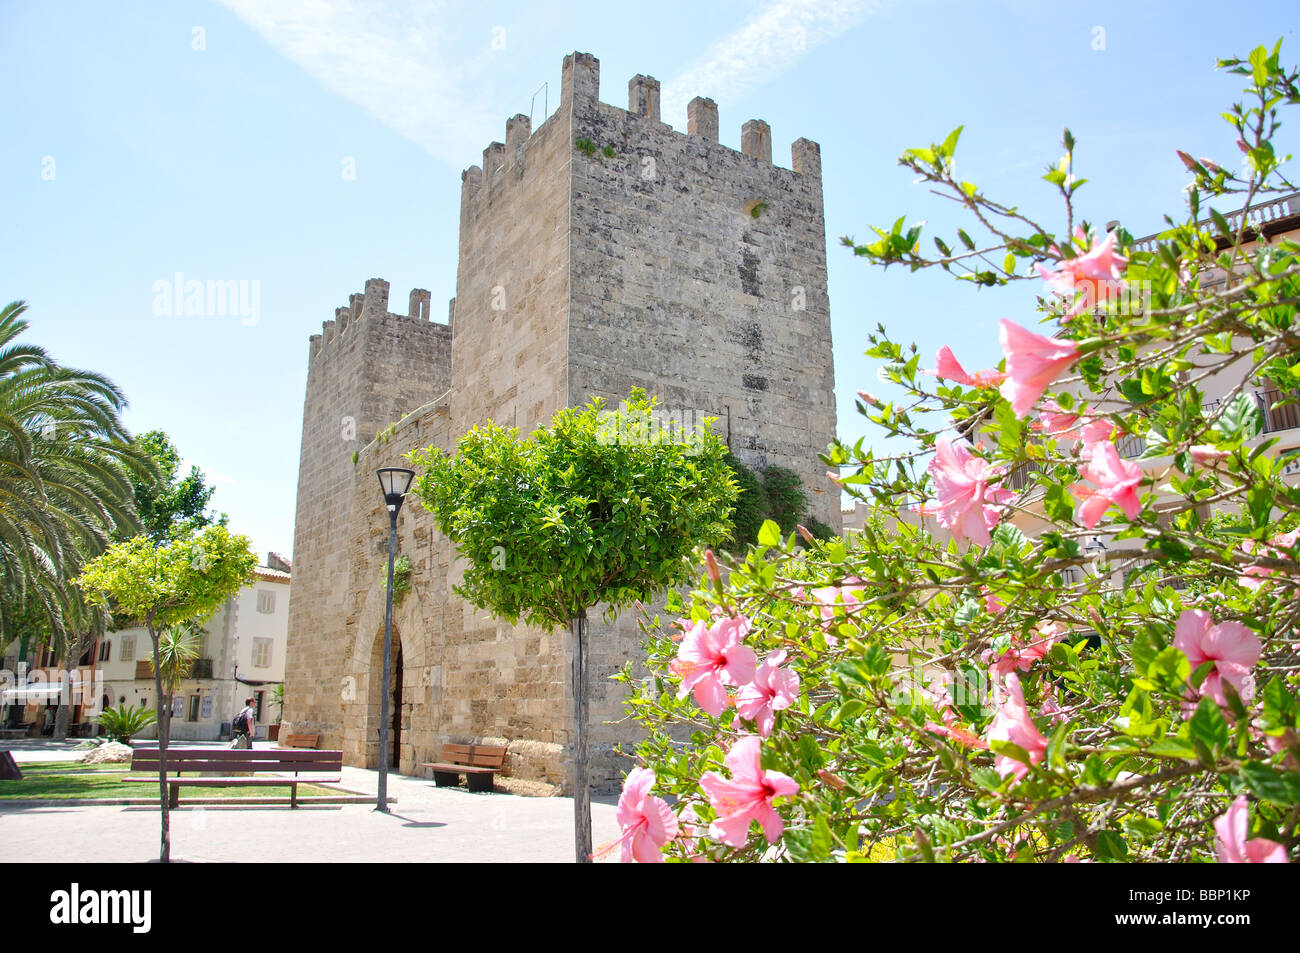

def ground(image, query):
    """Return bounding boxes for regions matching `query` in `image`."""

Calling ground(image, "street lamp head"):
[376,467,416,511]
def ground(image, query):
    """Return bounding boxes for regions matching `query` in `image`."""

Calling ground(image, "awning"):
[2,684,76,702]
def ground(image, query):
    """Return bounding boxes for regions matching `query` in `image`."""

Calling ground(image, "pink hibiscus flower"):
[670,615,757,717]
[987,672,1049,781]
[927,346,1008,388]
[1214,796,1288,863]
[1036,229,1128,294]
[807,581,868,646]
[998,320,1082,418]
[1173,609,1260,707]
[1238,529,1299,589]
[1073,442,1143,528]
[924,435,1013,547]
[699,735,799,847]
[986,620,1065,684]
[611,767,678,863]
[734,650,801,738]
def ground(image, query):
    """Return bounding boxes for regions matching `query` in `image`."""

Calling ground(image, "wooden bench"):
[126,747,343,808]
[278,733,319,749]
[421,743,507,793]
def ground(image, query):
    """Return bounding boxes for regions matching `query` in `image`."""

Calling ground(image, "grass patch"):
[0,763,339,800]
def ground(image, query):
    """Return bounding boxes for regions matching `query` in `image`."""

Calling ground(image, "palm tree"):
[148,624,202,743]
[0,300,150,713]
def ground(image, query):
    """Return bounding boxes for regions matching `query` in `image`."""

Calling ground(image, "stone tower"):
[282,52,837,789]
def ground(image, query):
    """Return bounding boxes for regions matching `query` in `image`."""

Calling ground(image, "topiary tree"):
[409,389,737,861]
[76,525,256,862]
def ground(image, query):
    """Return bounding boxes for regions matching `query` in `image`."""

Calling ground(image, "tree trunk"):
[570,608,591,863]
[147,619,170,863]
[53,632,94,742]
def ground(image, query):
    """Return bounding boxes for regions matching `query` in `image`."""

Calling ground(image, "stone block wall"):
[284,51,837,794]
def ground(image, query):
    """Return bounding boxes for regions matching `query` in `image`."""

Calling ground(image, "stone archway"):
[341,575,429,771]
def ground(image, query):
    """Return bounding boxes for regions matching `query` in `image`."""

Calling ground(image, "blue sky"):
[2,0,1296,558]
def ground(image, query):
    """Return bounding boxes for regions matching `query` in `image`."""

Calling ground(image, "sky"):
[2,0,1297,559]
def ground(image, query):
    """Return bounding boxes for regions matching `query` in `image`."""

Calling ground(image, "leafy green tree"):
[77,525,256,862]
[128,430,222,544]
[410,390,737,861]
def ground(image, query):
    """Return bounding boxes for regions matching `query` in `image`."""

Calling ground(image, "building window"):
[252,638,272,668]
[186,695,200,722]
[256,590,276,614]
[98,641,111,662]
[254,691,265,723]
[120,636,135,662]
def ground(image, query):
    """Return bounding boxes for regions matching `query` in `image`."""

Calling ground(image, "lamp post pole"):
[376,468,415,814]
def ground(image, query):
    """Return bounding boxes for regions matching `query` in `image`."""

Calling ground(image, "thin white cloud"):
[662,0,887,130]
[214,0,498,167]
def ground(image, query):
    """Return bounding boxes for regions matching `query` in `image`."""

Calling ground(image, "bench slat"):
[121,776,341,786]
[421,762,496,774]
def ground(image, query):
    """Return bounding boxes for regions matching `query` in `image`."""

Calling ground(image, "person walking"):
[231,697,257,749]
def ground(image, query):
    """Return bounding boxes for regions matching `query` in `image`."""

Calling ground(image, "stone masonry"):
[282,52,838,791]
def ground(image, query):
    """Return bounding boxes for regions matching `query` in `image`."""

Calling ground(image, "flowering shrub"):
[613,42,1300,862]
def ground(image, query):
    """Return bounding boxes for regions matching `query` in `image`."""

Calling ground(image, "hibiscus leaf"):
[1262,676,1298,730]
[1189,697,1229,758]
[1093,830,1128,861]
[989,738,1032,765]
[1213,392,1264,443]
[1240,761,1300,806]
[757,519,782,547]
[1148,646,1192,694]
[1146,737,1197,760]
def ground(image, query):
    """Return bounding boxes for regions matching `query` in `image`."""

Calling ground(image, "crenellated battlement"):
[309,278,446,360]
[459,51,820,209]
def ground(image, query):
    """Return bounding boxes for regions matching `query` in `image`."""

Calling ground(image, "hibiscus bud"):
[1176,150,1198,171]
[856,389,882,407]
[826,470,845,487]
[817,769,847,790]
[1236,138,1250,154]
[704,549,721,585]
[1199,157,1222,174]
[1087,605,1106,632]
[796,523,815,545]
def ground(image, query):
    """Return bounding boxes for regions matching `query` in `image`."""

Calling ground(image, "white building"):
[97,553,291,741]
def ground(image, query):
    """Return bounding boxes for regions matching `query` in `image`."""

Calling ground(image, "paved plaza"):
[0,741,621,863]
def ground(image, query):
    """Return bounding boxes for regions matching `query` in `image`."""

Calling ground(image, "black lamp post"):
[376,466,415,813]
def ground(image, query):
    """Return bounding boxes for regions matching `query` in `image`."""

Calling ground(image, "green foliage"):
[602,144,616,159]
[128,431,223,544]
[722,455,821,550]
[95,703,157,746]
[574,137,598,157]
[410,389,737,629]
[386,553,412,606]
[76,525,256,632]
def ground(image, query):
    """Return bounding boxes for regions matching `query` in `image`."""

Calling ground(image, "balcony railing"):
[1131,193,1300,253]
[135,658,213,679]
[1259,389,1300,434]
